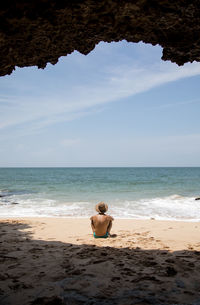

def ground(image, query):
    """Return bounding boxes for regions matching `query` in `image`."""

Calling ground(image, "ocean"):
[0,167,200,221]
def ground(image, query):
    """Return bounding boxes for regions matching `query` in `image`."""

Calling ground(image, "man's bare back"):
[90,202,114,238]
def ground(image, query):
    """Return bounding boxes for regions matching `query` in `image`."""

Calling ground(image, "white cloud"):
[107,61,200,97]
[1,43,200,137]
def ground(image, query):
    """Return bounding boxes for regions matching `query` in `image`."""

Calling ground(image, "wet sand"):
[0,217,200,305]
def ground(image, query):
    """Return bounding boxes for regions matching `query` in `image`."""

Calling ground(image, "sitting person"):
[90,202,114,238]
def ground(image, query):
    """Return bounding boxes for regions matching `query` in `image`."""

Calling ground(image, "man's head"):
[95,201,108,214]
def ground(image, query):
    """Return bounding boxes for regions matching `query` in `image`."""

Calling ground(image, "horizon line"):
[0,166,200,169]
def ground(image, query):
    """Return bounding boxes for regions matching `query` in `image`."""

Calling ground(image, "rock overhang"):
[1,0,200,76]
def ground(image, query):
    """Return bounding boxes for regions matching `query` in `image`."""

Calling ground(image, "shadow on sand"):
[0,221,200,305]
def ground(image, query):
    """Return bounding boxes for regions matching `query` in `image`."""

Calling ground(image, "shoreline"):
[1,215,200,222]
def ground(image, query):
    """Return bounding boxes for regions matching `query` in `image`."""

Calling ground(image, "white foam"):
[0,193,200,221]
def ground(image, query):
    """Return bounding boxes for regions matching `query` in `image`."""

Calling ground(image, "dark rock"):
[166,266,177,276]
[31,296,64,305]
[176,279,185,288]
[1,1,200,76]
[11,202,19,205]
[195,197,200,200]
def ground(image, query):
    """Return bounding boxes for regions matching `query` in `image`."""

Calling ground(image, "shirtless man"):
[90,202,114,238]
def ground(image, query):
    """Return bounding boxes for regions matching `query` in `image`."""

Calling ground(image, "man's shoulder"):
[106,214,114,221]
[90,214,114,221]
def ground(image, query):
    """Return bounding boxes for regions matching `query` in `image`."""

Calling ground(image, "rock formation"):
[1,0,200,76]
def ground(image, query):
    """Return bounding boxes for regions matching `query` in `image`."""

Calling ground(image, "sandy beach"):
[1,217,200,305]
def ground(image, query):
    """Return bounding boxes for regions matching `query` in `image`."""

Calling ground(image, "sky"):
[0,41,200,167]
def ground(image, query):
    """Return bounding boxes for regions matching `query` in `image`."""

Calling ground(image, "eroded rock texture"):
[1,0,200,76]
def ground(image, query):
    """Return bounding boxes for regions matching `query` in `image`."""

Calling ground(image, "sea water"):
[0,167,200,220]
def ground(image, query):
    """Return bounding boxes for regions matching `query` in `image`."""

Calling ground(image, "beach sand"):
[0,217,200,305]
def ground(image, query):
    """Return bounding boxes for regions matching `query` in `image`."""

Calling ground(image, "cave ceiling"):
[1,0,200,76]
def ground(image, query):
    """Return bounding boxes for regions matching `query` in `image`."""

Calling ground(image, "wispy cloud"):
[107,61,200,97]
[1,42,200,138]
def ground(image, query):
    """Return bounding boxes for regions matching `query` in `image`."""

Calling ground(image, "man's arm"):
[107,215,114,234]
[90,216,95,233]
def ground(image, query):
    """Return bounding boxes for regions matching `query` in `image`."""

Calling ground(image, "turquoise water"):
[0,167,200,220]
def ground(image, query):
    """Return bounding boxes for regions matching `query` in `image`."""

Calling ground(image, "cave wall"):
[1,0,200,76]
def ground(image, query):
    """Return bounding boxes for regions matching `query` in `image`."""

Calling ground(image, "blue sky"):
[1,41,200,167]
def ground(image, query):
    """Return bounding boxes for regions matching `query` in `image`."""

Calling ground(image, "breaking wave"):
[0,193,200,221]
